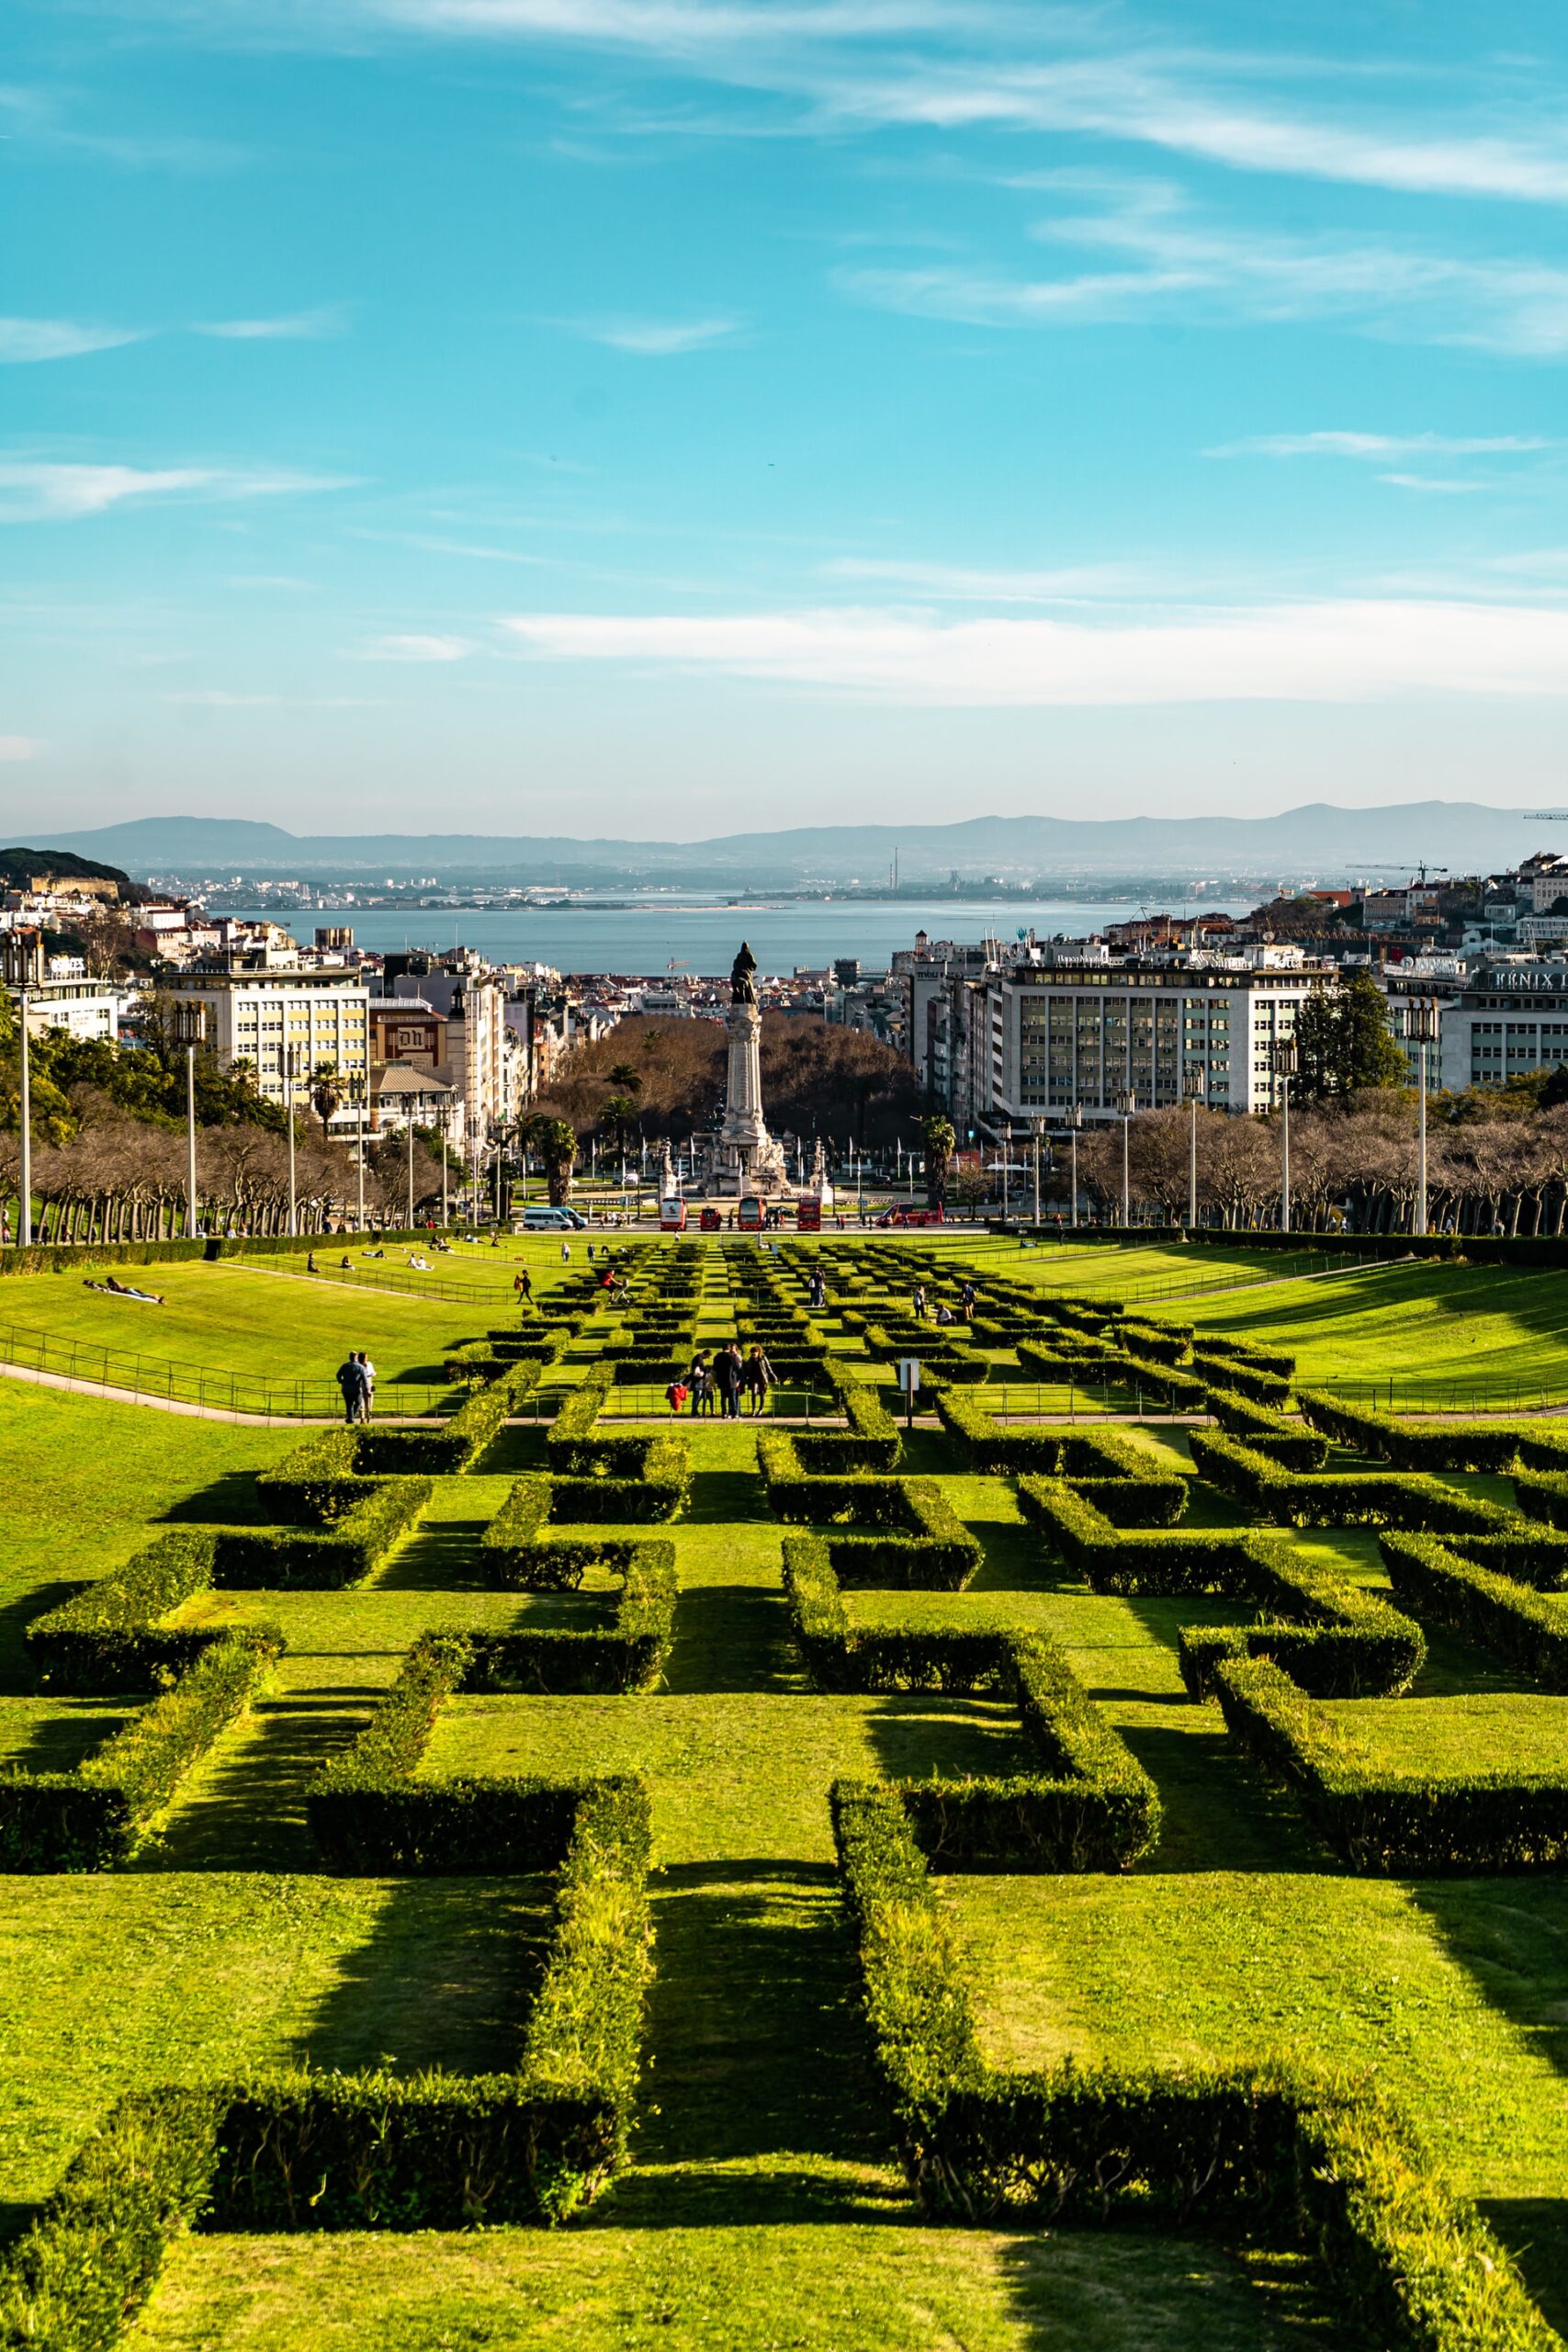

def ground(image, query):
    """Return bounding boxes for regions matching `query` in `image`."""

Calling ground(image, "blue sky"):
[5,0,1568,839]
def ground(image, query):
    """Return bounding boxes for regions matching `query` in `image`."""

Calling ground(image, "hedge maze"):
[6,1236,1568,2346]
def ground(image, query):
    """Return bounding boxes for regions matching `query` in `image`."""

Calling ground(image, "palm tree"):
[921,1114,956,1208]
[602,1092,637,1156]
[538,1117,578,1206]
[607,1063,643,1097]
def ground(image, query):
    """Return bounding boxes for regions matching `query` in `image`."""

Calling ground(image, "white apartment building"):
[10,978,120,1043]
[981,954,1335,1126]
[162,960,369,1106]
[384,969,514,1139]
[1384,964,1568,1091]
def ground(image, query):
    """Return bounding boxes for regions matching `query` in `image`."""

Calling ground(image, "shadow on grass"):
[1111,1719,1331,1877]
[1479,2199,1568,2341]
[6,1702,130,1774]
[369,1516,498,1592]
[0,1579,78,1690]
[288,1876,554,2079]
[864,1692,1032,1790]
[160,1472,269,1526]
[636,1860,888,2180]
[471,1423,550,1476]
[148,1688,381,1872]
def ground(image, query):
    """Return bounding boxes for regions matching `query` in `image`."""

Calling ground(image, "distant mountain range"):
[40,804,1563,886]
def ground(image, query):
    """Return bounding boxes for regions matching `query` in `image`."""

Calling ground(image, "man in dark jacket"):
[714,1340,743,1420]
[335,1354,367,1426]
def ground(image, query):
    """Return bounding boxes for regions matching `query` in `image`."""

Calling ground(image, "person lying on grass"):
[86,1276,165,1305]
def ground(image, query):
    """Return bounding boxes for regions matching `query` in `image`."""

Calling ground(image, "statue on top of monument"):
[729,941,759,1007]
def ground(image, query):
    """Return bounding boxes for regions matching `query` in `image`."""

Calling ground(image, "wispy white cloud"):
[499,598,1568,706]
[830,60,1568,209]
[0,459,359,521]
[162,689,278,706]
[551,313,743,354]
[1377,472,1489,495]
[1212,431,1556,460]
[193,305,349,340]
[353,632,478,660]
[0,736,42,761]
[0,318,147,364]
[839,189,1568,355]
[825,555,1155,602]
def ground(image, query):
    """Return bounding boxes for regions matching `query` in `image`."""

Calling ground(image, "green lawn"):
[131,2224,1328,2352]
[0,1259,475,1400]
[5,1239,1568,2347]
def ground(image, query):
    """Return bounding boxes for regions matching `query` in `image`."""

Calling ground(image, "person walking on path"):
[686,1351,709,1418]
[715,1340,744,1420]
[356,1351,377,1422]
[742,1344,775,1417]
[912,1283,928,1320]
[960,1279,976,1322]
[515,1268,533,1305]
[561,1239,571,1262]
[809,1267,827,1311]
[336,1353,367,1426]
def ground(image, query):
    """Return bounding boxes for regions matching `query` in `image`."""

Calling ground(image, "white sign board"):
[897,1357,921,1395]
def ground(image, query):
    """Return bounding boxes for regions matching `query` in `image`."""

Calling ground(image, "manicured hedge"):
[212,1476,431,1589]
[1213,1654,1568,1873]
[1297,1390,1534,1475]
[1187,1430,1515,1533]
[1191,1350,1291,1406]
[1207,1387,1329,1471]
[255,1428,372,1524]
[355,1358,546,1476]
[784,1588,1160,1868]
[930,1387,1189,1521]
[828,1781,1558,2352]
[28,1531,222,1691]
[467,1544,676,1691]
[760,1442,981,1588]
[1019,1479,1423,1697]
[0,1633,277,1871]
[791,1373,902,1472]
[1380,1532,1568,1690]
[310,1629,656,1869]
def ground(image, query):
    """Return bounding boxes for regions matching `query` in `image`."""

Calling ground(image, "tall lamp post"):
[17,984,31,1248]
[1066,1102,1083,1229]
[1032,1115,1046,1227]
[175,1001,206,1238]
[406,1106,416,1228]
[355,1076,367,1233]
[1273,1038,1298,1234]
[1115,1089,1136,1228]
[1183,1065,1204,1231]
[284,1046,299,1238]
[1410,998,1439,1236]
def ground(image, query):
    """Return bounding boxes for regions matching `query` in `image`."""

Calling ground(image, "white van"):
[515,1204,586,1231]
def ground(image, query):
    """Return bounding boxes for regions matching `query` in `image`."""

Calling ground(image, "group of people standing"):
[334,1350,378,1423]
[667,1340,775,1419]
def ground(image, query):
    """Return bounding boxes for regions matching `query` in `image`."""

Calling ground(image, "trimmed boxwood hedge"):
[1018,1479,1423,1698]
[1380,1532,1568,1690]
[784,1555,1158,1869]
[310,1630,656,1868]
[828,1781,1556,2350]
[1296,1389,1550,1475]
[28,1531,223,1691]
[355,1358,547,1476]
[1187,1430,1515,1533]
[1207,1387,1329,1471]
[211,1476,432,1589]
[0,1632,278,1871]
[1213,1654,1568,1873]
[759,1440,981,1587]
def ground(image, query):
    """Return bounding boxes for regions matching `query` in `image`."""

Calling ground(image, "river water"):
[227,896,1255,977]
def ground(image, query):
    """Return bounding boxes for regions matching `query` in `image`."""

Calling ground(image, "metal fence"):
[0,1319,451,1419]
[1314,1375,1568,1419]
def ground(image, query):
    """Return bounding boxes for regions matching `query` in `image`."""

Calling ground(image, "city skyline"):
[6,0,1568,830]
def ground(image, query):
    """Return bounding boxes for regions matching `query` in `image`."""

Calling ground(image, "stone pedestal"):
[710,998,789,1196]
